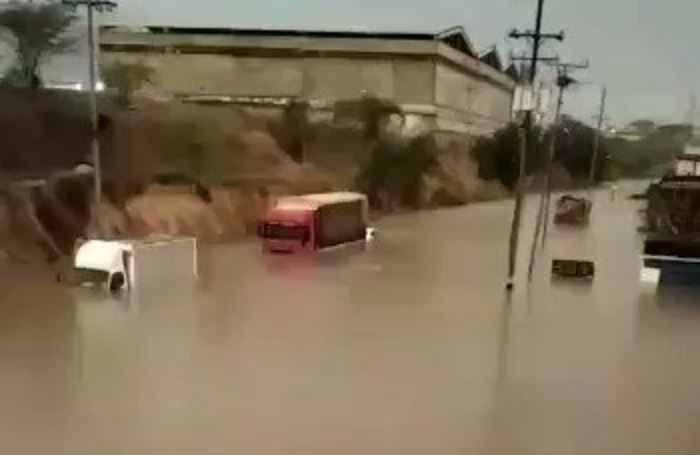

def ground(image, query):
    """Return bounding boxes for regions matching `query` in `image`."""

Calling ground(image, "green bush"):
[471,123,545,190]
[552,116,608,182]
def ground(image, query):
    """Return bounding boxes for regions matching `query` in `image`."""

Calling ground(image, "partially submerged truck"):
[258,192,373,254]
[73,236,199,292]
[642,153,700,285]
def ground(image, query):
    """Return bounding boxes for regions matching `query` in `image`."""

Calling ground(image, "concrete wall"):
[434,62,513,136]
[102,52,434,105]
[102,53,305,97]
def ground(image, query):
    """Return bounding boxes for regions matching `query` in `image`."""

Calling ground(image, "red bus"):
[259,192,371,254]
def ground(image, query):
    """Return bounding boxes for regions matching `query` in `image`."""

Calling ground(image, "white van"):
[74,237,198,292]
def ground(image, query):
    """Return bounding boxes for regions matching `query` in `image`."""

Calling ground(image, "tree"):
[628,119,656,135]
[552,116,608,181]
[267,98,311,162]
[334,95,403,140]
[101,60,154,107]
[471,123,545,190]
[0,1,77,88]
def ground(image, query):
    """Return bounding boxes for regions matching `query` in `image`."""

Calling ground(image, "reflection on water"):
[4,182,700,454]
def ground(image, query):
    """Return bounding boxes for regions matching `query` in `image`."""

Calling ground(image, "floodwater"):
[3,181,700,454]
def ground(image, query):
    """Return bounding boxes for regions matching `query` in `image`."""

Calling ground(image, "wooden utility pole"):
[505,0,564,290]
[62,0,117,205]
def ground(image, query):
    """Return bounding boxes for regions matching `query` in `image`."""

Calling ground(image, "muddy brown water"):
[2,181,700,455]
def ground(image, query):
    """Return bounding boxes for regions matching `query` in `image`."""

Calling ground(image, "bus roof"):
[275,192,367,210]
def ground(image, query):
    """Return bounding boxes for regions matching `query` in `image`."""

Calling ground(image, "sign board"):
[552,259,596,280]
[512,86,536,113]
[512,85,554,123]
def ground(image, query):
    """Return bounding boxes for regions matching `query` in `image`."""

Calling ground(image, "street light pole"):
[86,4,101,203]
[527,83,564,279]
[62,0,117,205]
[539,85,564,248]
[539,62,587,248]
[590,85,608,187]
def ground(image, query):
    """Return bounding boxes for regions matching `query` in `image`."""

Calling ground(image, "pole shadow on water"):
[496,291,514,386]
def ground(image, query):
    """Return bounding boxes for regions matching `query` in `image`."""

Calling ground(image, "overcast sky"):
[48,0,700,126]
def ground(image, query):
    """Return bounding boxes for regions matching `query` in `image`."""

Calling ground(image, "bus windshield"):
[260,223,309,241]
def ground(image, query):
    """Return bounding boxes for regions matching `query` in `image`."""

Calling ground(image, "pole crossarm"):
[62,0,117,12]
[509,29,565,42]
[510,54,560,64]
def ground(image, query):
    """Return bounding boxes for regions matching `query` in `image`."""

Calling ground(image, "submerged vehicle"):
[554,195,592,225]
[642,153,700,285]
[259,192,372,254]
[73,237,199,292]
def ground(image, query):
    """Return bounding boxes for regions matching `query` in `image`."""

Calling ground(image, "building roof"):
[435,26,476,57]
[100,25,514,90]
[103,25,478,58]
[678,154,700,162]
[276,192,367,210]
[479,47,504,71]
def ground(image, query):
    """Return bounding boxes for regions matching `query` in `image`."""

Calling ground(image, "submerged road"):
[2,180,700,454]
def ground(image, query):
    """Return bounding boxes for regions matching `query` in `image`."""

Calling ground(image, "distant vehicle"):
[73,237,198,292]
[259,192,372,254]
[554,195,592,225]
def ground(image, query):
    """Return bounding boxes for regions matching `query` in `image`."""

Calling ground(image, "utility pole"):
[62,0,117,205]
[589,85,607,187]
[505,0,564,290]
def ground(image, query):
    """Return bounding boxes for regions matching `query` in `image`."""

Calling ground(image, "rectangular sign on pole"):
[512,85,535,113]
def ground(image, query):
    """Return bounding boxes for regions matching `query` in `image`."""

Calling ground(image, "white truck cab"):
[74,240,132,292]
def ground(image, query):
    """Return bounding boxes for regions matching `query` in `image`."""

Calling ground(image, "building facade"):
[100,26,516,137]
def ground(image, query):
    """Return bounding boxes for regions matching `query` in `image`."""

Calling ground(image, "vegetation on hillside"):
[357,135,437,209]
[267,98,312,163]
[0,1,77,87]
[332,96,441,209]
[0,88,507,259]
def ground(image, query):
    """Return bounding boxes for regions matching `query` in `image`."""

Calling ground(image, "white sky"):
[37,0,700,126]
